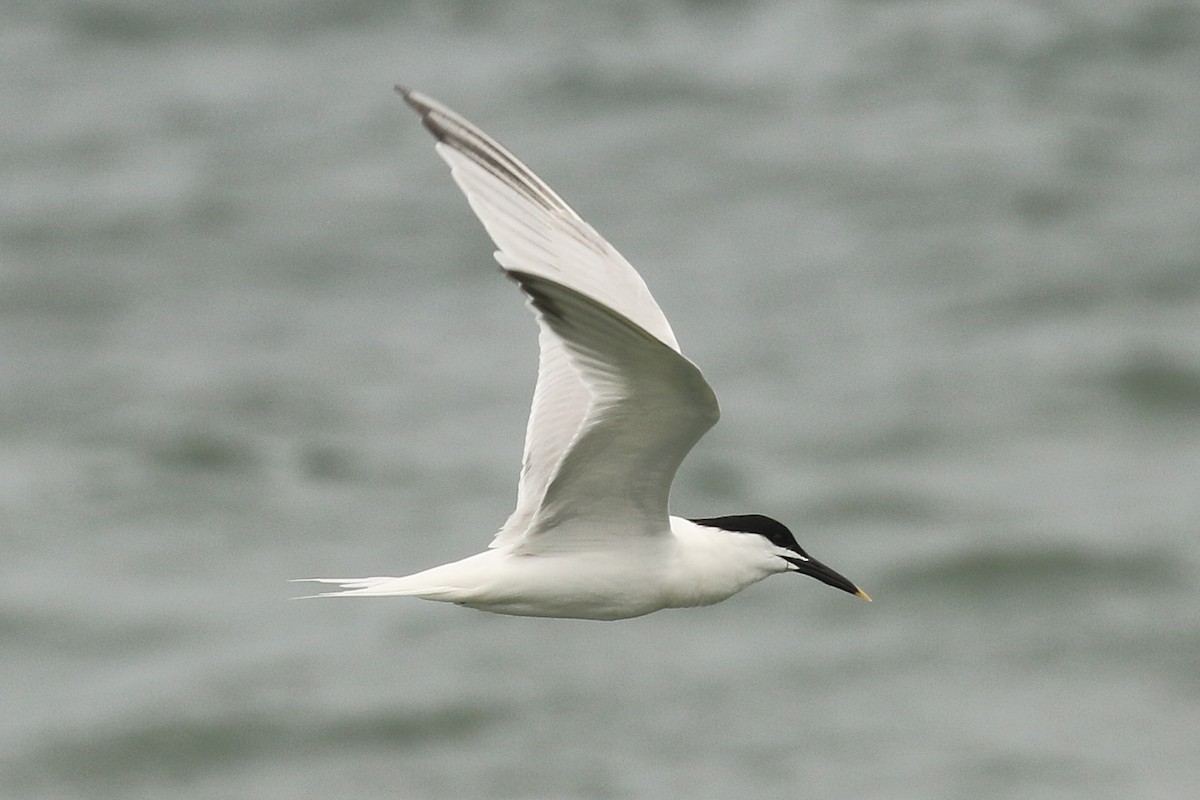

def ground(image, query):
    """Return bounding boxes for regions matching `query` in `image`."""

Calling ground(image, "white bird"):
[295,87,869,620]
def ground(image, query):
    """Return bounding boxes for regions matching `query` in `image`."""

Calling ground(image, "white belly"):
[446,549,677,620]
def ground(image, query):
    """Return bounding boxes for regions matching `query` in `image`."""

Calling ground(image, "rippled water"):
[3,1,1199,798]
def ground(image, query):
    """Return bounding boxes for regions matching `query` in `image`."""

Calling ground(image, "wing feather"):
[399,88,710,550]
[400,88,678,348]
[507,271,718,552]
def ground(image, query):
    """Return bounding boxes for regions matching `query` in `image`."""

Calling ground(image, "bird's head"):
[689,514,870,601]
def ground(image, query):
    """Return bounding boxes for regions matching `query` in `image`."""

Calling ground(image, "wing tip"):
[395,84,453,144]
[394,84,423,112]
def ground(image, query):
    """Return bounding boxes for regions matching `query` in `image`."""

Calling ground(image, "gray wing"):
[400,88,699,549]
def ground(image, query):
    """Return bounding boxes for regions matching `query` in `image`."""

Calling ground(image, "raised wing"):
[399,87,696,548]
[399,88,678,347]
[507,271,719,553]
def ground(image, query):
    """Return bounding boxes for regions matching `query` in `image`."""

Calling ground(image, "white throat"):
[660,516,791,609]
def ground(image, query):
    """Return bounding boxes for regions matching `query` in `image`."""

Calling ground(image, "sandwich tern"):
[296,87,869,620]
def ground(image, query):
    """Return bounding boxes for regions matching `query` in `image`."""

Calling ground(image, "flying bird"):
[295,87,869,619]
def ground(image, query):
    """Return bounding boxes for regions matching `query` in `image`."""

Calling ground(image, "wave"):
[9,702,500,794]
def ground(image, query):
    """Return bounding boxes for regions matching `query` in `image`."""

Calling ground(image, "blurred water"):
[3,1,1199,798]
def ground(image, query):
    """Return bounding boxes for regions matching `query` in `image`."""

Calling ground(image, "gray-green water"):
[4,1,1199,798]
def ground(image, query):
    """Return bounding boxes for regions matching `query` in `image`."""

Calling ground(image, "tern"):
[296,87,869,620]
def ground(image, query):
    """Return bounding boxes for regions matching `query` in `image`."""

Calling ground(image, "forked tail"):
[290,577,457,599]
